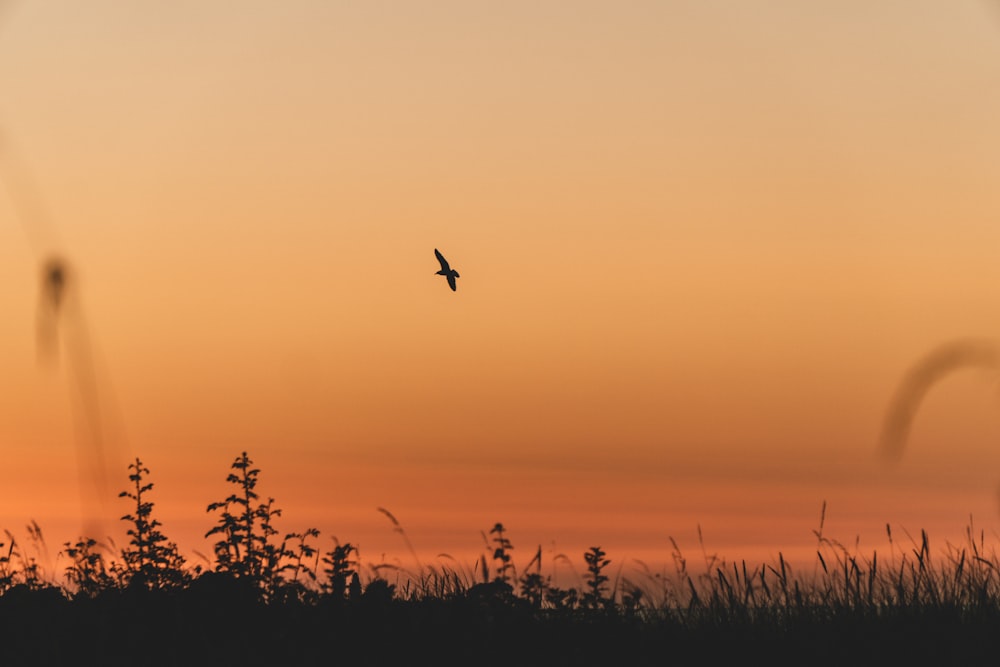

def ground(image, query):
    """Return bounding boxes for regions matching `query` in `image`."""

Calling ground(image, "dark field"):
[2,454,999,666]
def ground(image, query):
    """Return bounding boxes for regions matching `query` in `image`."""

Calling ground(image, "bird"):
[434,248,460,291]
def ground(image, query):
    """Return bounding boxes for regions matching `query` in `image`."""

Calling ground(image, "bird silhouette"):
[434,248,460,291]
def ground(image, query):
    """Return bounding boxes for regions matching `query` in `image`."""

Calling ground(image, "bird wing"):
[447,274,457,291]
[434,248,450,271]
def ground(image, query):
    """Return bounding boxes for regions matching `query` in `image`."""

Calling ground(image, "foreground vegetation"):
[1,454,999,665]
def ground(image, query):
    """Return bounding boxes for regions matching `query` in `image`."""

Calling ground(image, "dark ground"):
[1,582,998,666]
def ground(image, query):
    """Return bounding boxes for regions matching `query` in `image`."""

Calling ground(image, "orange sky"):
[1,1,1000,580]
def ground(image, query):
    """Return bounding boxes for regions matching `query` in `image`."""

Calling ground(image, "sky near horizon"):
[1,1,1000,575]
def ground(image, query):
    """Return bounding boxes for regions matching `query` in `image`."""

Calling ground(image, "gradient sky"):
[1,1,1000,578]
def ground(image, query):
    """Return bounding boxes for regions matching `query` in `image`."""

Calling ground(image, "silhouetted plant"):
[205,452,287,595]
[361,577,395,605]
[256,497,287,593]
[620,582,644,614]
[545,585,579,611]
[376,507,423,575]
[1,527,48,592]
[489,522,514,584]
[349,572,362,600]
[14,523,47,590]
[118,457,190,590]
[464,523,518,603]
[519,545,546,609]
[519,572,546,609]
[277,528,320,603]
[582,546,611,610]
[63,537,114,598]
[477,554,489,585]
[0,536,13,593]
[321,541,358,600]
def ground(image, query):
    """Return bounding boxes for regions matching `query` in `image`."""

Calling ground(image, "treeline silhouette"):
[1,453,1000,665]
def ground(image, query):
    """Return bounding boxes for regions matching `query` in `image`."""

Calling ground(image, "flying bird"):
[434,248,460,291]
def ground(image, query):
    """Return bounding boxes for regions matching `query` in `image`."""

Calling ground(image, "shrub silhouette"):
[117,457,190,590]
[321,540,358,601]
[2,524,47,592]
[582,546,611,610]
[0,535,13,593]
[489,522,514,585]
[205,451,287,597]
[519,546,546,609]
[277,528,320,603]
[62,537,114,598]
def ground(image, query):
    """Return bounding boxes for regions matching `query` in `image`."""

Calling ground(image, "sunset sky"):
[1,1,1000,578]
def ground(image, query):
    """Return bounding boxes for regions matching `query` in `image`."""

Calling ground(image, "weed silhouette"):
[488,522,514,584]
[61,537,114,598]
[519,545,545,609]
[205,452,288,597]
[582,546,611,610]
[117,458,189,591]
[377,506,423,576]
[277,528,320,603]
[321,540,358,601]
